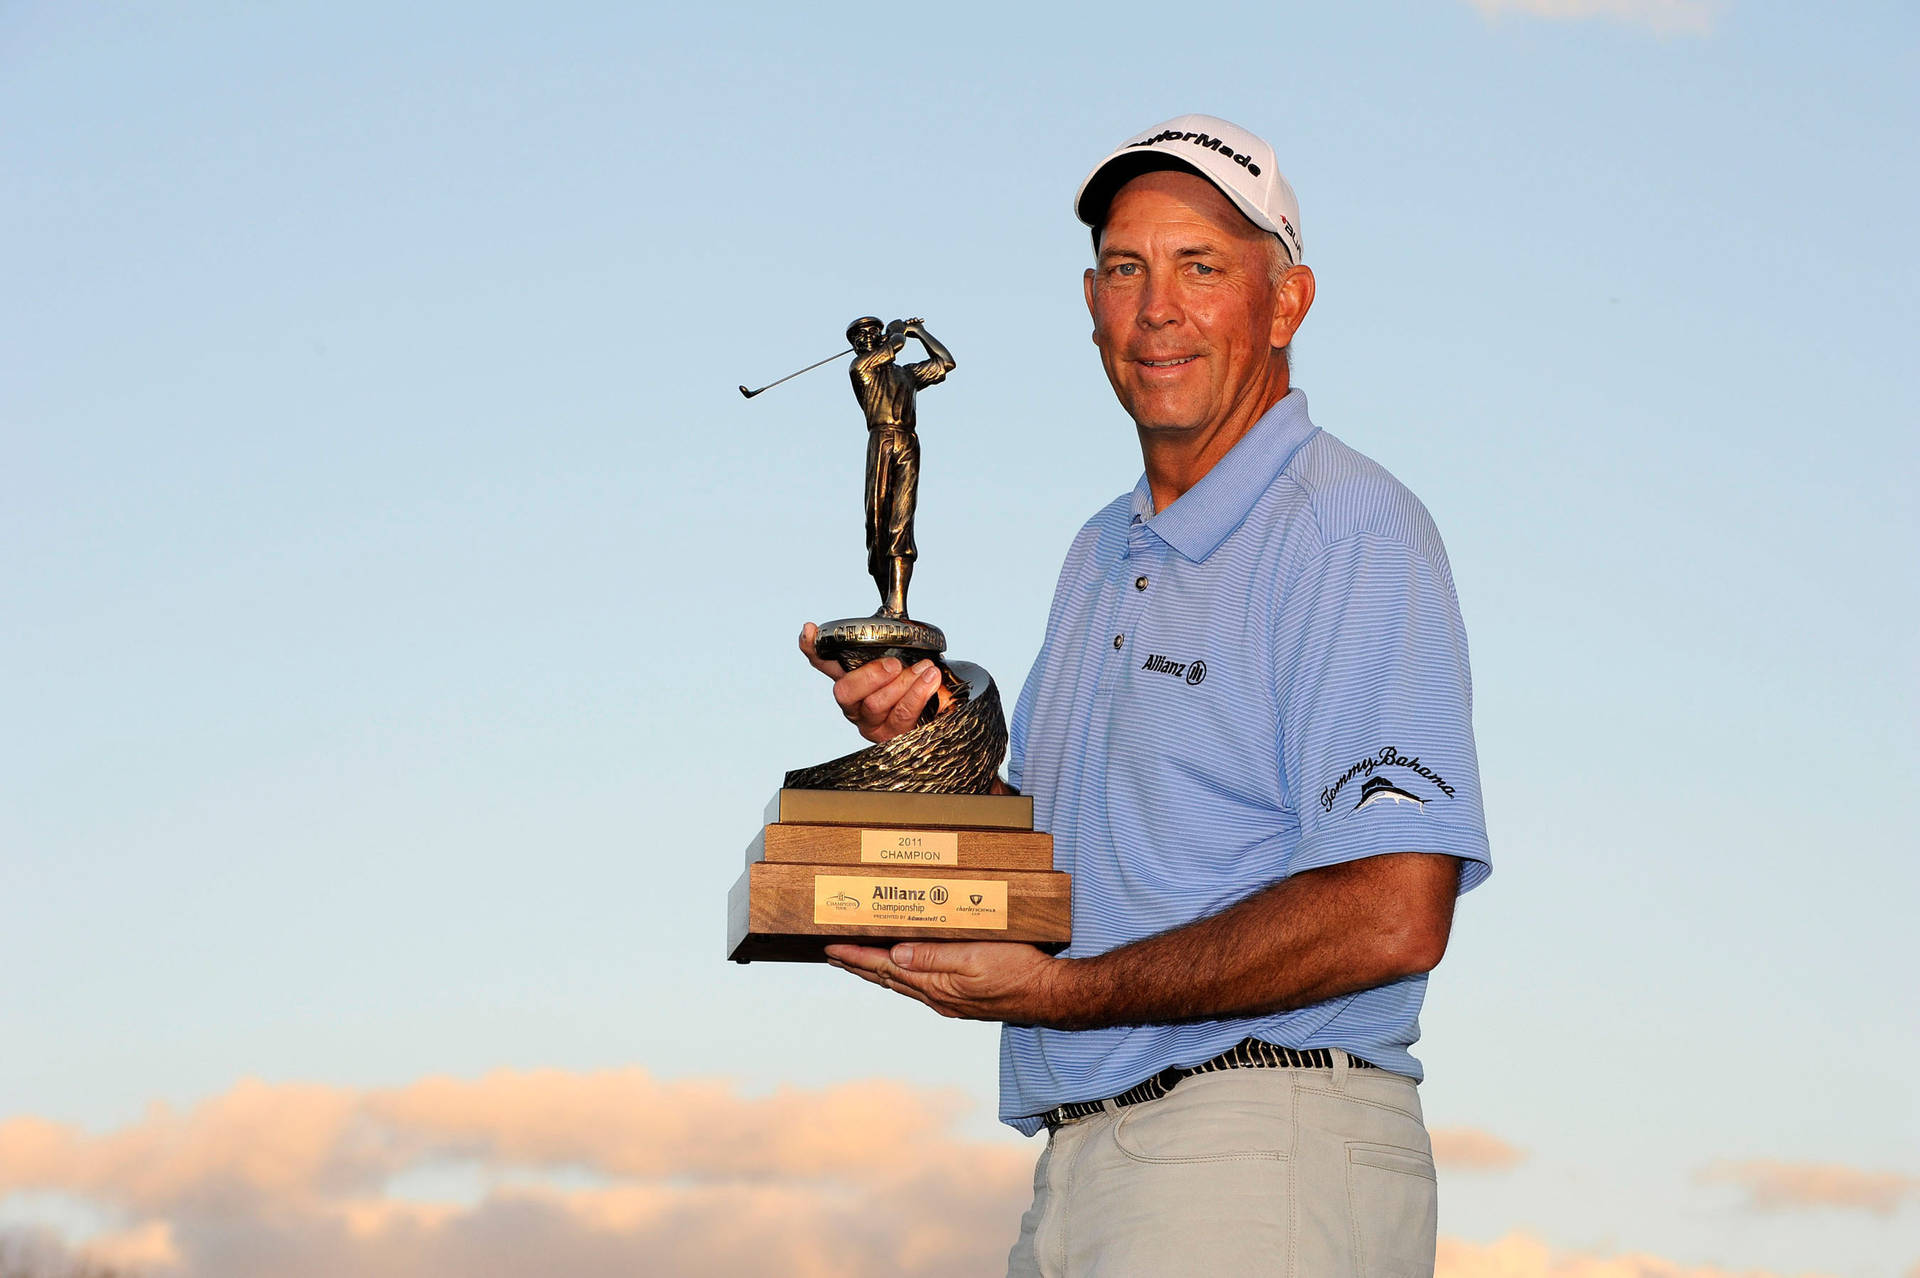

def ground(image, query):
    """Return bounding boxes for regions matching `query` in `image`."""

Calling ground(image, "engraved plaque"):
[859,828,959,865]
[813,874,1009,930]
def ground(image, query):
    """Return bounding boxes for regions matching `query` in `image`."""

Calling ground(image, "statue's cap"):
[847,315,884,341]
[1075,114,1301,265]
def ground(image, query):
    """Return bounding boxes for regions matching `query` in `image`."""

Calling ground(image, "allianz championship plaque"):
[726,316,1071,963]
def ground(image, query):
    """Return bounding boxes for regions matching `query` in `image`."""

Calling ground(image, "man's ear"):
[1270,264,1316,350]
[1083,267,1097,330]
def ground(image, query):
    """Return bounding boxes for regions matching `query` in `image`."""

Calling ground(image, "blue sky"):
[3,2,1916,1275]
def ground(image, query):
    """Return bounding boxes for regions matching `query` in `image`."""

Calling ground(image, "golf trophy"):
[726,316,1071,962]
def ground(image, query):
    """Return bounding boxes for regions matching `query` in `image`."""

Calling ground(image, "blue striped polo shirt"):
[1000,389,1491,1134]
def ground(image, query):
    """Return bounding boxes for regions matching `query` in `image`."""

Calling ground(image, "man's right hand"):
[799,622,943,745]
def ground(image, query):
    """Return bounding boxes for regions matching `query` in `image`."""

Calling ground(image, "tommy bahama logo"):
[1353,776,1424,812]
[1142,653,1207,685]
[1320,745,1455,813]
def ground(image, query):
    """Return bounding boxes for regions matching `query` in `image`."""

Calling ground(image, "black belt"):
[1039,1038,1377,1130]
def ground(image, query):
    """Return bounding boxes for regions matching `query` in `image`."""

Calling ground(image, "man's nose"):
[1137,272,1181,328]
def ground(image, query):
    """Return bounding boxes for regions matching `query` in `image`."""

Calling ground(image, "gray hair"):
[1266,236,1295,371]
[1264,235,1293,287]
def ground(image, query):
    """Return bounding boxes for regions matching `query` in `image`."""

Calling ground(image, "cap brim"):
[1075,150,1282,248]
[1075,153,1202,228]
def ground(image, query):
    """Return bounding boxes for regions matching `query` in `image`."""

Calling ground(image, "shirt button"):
[1134,576,1149,591]
[1112,634,1124,649]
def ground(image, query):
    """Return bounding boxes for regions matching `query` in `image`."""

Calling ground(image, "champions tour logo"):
[1320,746,1455,813]
[1129,130,1262,177]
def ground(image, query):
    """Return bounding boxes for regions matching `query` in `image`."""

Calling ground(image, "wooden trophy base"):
[727,790,1071,963]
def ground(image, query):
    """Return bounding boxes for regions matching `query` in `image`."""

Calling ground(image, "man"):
[846,314,956,619]
[800,114,1490,1276]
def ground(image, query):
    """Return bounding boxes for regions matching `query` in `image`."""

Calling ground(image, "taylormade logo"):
[1129,130,1262,177]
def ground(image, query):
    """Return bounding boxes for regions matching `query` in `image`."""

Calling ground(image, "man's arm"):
[799,616,1458,1031]
[797,630,1455,1027]
[901,317,956,374]
[825,851,1457,1027]
[850,343,894,384]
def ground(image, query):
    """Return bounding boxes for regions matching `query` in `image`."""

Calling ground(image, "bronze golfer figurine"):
[784,316,1004,794]
[847,315,955,621]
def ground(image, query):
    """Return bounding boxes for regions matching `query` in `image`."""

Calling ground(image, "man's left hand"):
[824,941,1072,1025]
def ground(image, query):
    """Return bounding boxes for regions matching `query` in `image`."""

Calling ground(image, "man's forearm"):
[826,844,1458,1033]
[912,327,957,370]
[1042,853,1458,1031]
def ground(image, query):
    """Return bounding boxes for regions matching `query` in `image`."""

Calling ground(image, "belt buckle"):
[1044,1101,1093,1130]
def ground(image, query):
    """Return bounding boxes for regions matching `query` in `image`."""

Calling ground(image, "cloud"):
[82,1220,177,1272]
[1432,1127,1527,1170]
[0,1069,1033,1278]
[1698,1159,1920,1216]
[1461,0,1726,36]
[0,1074,1879,1278]
[1438,1233,1836,1278]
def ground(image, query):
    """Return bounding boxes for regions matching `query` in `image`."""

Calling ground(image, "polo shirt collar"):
[1130,389,1318,563]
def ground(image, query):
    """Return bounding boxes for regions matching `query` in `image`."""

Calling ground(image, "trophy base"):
[727,863,1072,963]
[727,795,1071,964]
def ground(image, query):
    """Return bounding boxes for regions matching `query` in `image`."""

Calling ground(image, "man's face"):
[849,323,883,353]
[1084,170,1302,438]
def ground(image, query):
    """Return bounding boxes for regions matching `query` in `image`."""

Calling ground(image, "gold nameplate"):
[859,828,960,865]
[813,875,1009,930]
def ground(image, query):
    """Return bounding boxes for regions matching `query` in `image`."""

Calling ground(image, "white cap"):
[1075,113,1302,265]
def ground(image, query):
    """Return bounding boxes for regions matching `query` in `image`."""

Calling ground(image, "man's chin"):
[1127,411,1205,434]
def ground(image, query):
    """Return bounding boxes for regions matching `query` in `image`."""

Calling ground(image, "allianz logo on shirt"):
[1141,653,1208,686]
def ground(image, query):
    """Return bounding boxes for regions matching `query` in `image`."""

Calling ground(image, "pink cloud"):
[1699,1159,1920,1215]
[1432,1127,1527,1170]
[0,1069,1032,1278]
[0,1074,1879,1278]
[1438,1233,1837,1278]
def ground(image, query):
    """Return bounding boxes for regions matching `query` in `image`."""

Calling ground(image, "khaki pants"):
[1006,1053,1437,1277]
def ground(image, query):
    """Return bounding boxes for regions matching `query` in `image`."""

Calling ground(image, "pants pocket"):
[1084,1078,1295,1274]
[1346,1142,1437,1278]
[1111,1074,1292,1164]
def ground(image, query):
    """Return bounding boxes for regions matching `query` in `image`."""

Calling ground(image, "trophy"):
[727,316,1072,963]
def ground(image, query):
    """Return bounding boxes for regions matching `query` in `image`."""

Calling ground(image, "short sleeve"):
[905,359,948,389]
[1006,675,1029,793]
[1276,534,1491,892]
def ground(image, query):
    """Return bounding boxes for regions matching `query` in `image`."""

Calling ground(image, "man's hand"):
[799,622,942,744]
[824,941,1074,1025]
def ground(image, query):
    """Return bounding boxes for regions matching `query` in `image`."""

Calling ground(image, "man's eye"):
[1191,262,1217,275]
[1110,262,1140,277]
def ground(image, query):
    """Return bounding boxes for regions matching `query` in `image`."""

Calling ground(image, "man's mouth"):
[1137,356,1198,368]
